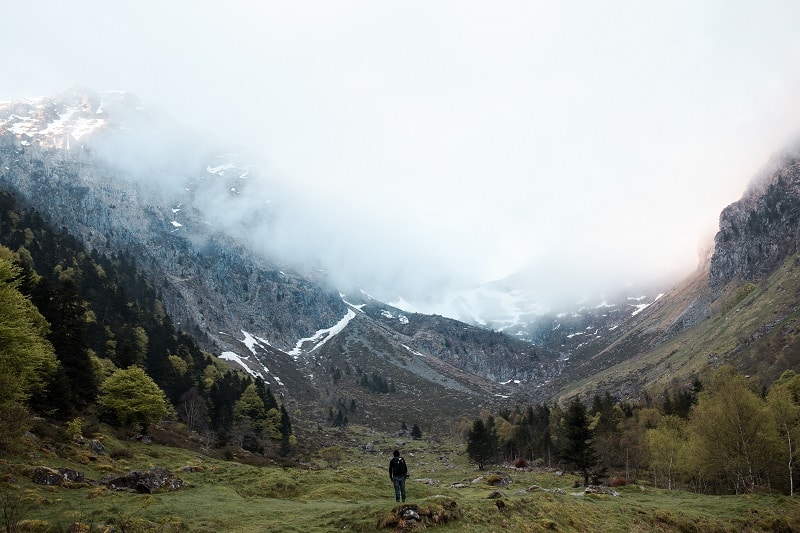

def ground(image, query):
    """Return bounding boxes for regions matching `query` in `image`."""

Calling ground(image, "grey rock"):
[88,439,106,455]
[104,467,187,493]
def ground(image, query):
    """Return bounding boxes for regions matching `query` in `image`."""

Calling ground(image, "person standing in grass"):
[389,449,408,502]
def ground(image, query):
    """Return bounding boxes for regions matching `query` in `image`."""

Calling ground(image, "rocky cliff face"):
[710,149,800,289]
[0,90,347,356]
[0,89,566,422]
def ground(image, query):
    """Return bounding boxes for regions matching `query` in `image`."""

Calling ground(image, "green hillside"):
[552,250,800,402]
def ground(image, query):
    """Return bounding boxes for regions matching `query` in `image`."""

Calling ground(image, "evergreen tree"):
[466,417,498,470]
[561,396,597,486]
[29,278,97,415]
[279,404,293,456]
[209,371,248,431]
[255,378,279,411]
[411,423,422,439]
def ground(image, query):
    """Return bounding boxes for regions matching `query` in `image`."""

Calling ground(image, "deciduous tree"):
[687,366,775,494]
[98,366,171,433]
[767,384,800,495]
[0,256,57,448]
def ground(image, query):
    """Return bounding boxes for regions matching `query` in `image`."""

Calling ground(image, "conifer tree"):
[279,404,293,455]
[466,417,497,470]
[561,396,597,486]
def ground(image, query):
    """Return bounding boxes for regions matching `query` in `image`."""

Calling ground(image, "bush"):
[0,401,31,451]
[109,447,133,460]
[608,477,627,488]
[513,457,529,468]
[65,417,83,442]
[320,445,343,468]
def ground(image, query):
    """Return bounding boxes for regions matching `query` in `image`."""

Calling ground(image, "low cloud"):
[3,1,800,313]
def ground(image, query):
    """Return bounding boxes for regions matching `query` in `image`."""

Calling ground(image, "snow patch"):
[288,309,356,359]
[207,162,235,175]
[220,351,263,380]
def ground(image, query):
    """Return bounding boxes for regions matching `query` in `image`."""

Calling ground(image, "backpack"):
[392,456,407,477]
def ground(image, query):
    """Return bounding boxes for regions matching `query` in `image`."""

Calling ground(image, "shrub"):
[608,477,627,488]
[320,445,343,468]
[513,457,529,468]
[65,417,83,442]
[109,447,133,460]
[16,519,51,532]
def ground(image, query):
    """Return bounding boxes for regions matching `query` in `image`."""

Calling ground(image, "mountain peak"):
[0,88,151,149]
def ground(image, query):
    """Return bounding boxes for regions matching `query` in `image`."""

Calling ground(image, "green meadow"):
[2,424,799,532]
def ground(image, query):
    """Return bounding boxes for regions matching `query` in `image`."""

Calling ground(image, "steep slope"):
[0,89,561,430]
[711,149,800,287]
[0,90,347,356]
[546,145,800,400]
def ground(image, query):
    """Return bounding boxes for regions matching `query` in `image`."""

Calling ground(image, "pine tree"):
[279,404,293,456]
[466,418,497,470]
[30,278,97,415]
[561,396,597,486]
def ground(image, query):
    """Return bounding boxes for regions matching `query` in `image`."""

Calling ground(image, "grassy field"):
[2,424,799,532]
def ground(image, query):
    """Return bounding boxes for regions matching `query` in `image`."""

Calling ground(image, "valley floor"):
[1,424,798,532]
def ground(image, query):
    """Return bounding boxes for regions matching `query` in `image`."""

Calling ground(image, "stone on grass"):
[104,467,187,493]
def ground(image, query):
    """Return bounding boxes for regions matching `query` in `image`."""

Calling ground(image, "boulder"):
[30,467,84,486]
[31,467,63,486]
[60,468,85,483]
[485,471,513,486]
[402,508,420,521]
[88,439,106,455]
[584,485,619,497]
[104,467,187,493]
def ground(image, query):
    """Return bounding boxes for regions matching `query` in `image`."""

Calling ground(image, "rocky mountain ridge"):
[545,141,800,400]
[4,87,800,422]
[711,148,800,289]
[0,89,561,428]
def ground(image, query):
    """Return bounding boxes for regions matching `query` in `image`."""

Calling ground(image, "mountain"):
[3,87,800,428]
[543,143,800,400]
[0,89,562,432]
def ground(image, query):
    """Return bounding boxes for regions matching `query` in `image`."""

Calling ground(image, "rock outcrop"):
[711,149,800,289]
[103,467,187,493]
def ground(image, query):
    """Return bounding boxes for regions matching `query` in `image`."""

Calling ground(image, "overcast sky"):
[3,1,800,308]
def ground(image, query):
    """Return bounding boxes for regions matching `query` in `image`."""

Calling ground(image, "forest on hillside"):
[0,189,293,458]
[466,365,800,495]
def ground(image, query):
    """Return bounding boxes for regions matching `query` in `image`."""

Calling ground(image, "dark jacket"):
[389,456,407,479]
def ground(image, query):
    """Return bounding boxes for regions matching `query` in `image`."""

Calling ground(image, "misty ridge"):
[90,91,669,306]
[60,90,473,308]
[3,86,797,324]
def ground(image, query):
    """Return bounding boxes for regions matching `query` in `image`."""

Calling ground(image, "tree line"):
[0,188,293,456]
[466,366,800,495]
